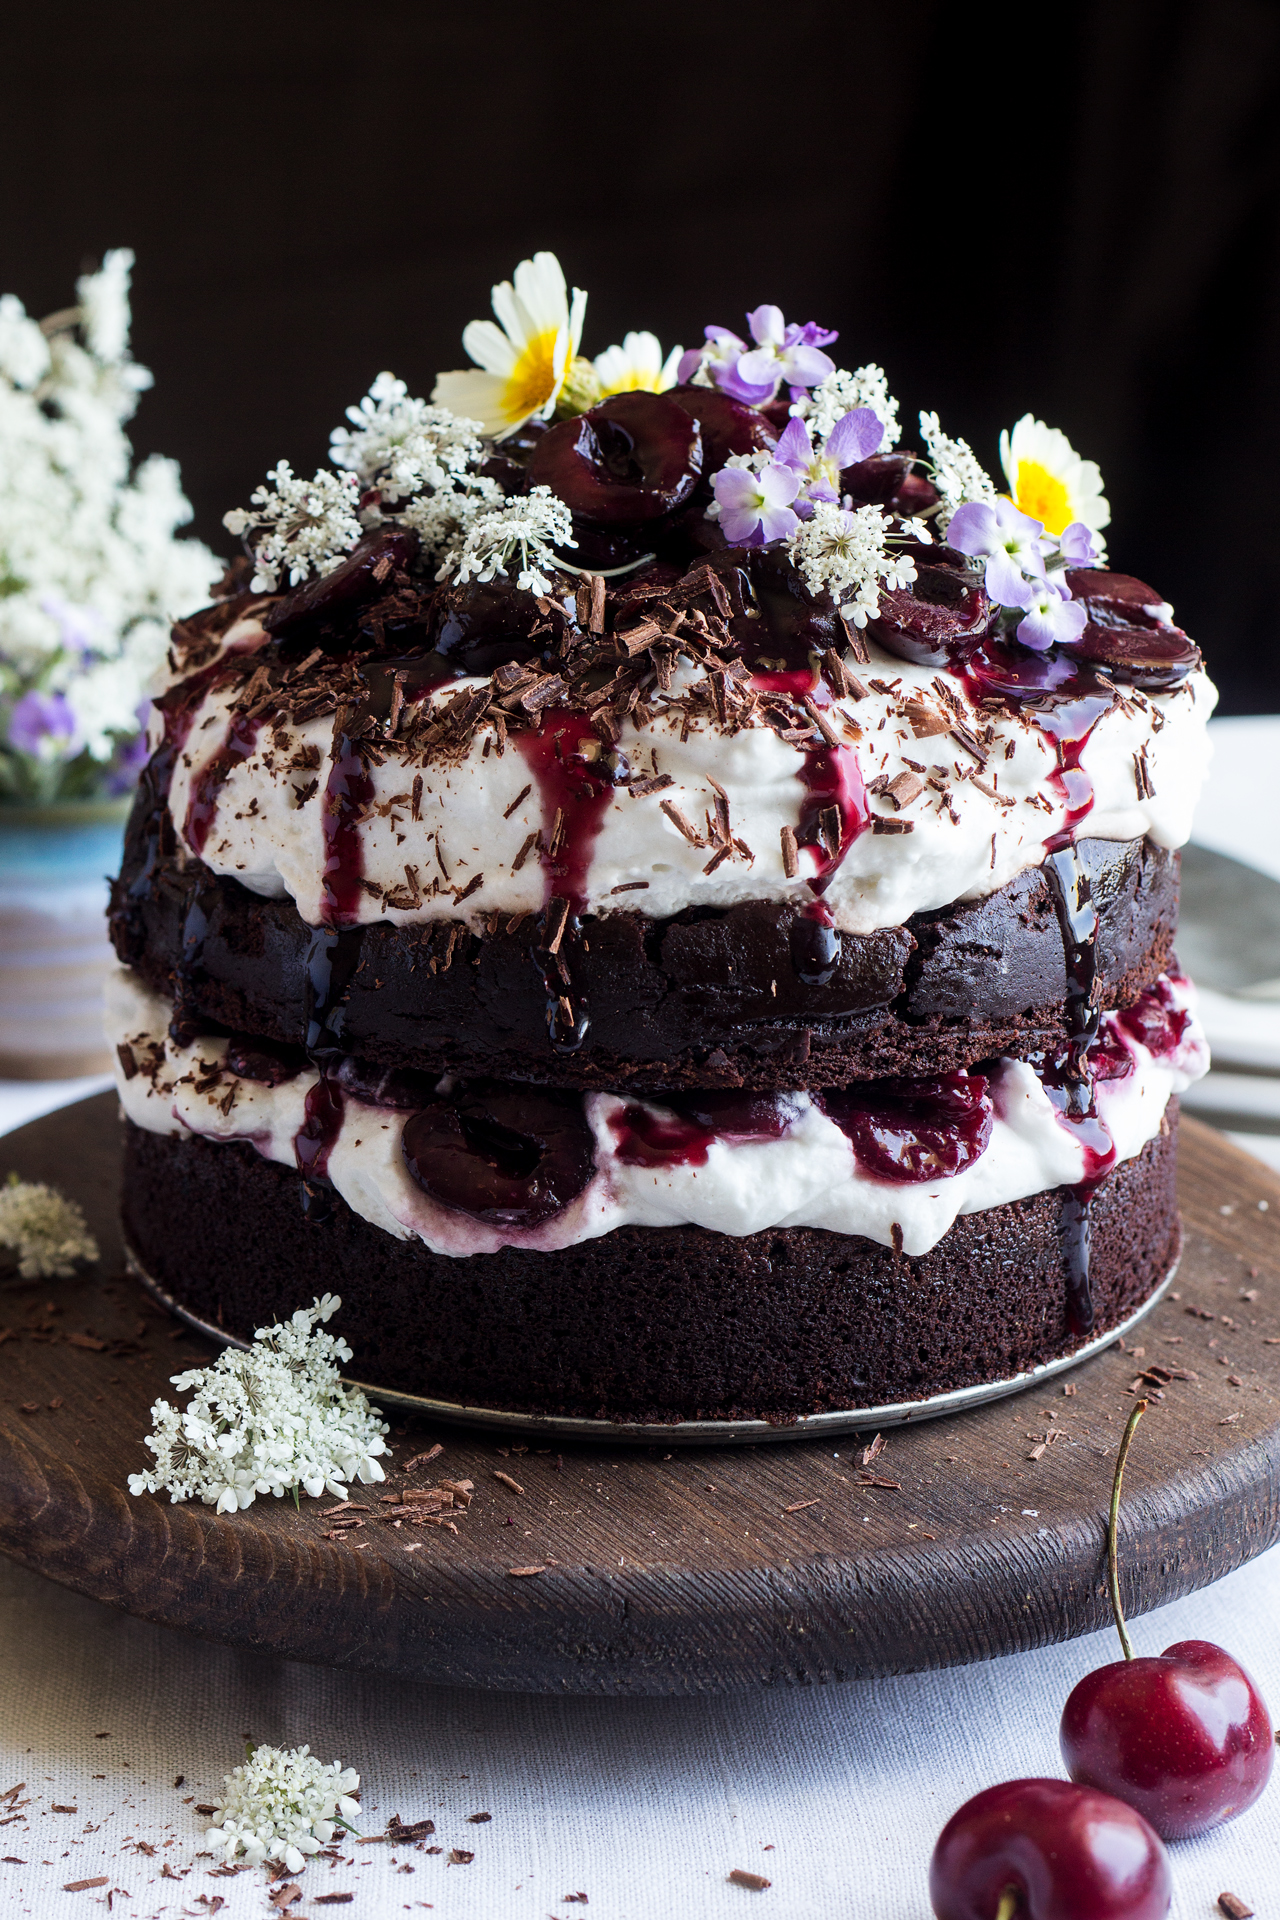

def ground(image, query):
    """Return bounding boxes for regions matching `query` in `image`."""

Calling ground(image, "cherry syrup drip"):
[183,710,264,856]
[515,712,620,1053]
[126,654,256,908]
[295,1076,345,1224]
[300,727,376,1072]
[610,1091,797,1170]
[752,664,870,989]
[962,640,1117,1337]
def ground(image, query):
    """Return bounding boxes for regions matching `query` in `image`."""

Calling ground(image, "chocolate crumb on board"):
[860,1432,886,1467]
[783,1498,820,1514]
[63,1879,110,1894]
[563,1896,589,1905]
[506,1564,546,1576]
[313,1898,356,1907]
[728,1868,772,1890]
[1218,1895,1254,1919]
[467,1811,492,1823]
[448,1848,475,1865]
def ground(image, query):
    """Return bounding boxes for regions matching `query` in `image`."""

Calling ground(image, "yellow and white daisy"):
[432,251,586,441]
[999,414,1109,536]
[593,330,683,397]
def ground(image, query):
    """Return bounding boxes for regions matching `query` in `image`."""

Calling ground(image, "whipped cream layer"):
[108,969,1207,1261]
[156,614,1215,937]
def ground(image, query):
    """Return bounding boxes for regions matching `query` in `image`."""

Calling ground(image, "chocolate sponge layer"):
[110,835,1178,1092]
[122,1107,1179,1423]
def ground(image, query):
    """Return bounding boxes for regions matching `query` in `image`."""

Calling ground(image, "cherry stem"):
[1108,1397,1147,1661]
[994,1889,1020,1920]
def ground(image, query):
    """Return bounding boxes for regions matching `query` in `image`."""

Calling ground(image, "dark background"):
[3,0,1278,711]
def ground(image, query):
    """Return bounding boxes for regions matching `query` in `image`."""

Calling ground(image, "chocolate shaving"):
[659,798,707,846]
[871,817,914,833]
[511,830,540,873]
[544,896,570,956]
[628,773,673,798]
[779,824,800,878]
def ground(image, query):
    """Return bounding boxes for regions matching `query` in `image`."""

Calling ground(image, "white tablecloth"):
[3,716,1280,1920]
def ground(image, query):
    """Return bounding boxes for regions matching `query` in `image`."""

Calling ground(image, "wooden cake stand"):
[1,1093,1277,1695]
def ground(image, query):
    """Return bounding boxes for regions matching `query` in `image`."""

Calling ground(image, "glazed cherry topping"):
[401,1083,595,1227]
[330,1055,439,1110]
[1060,570,1201,691]
[529,392,702,525]
[929,1778,1171,1920]
[840,450,940,518]
[866,561,993,667]
[1113,982,1190,1061]
[610,1091,797,1169]
[1059,1399,1275,1841]
[429,574,570,677]
[820,1072,993,1184]
[667,384,777,472]
[262,528,419,648]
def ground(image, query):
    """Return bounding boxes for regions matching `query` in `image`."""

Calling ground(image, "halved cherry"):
[667,384,777,472]
[739,544,845,672]
[332,1055,440,1110]
[820,1072,993,1183]
[529,392,702,524]
[840,450,940,518]
[402,1083,596,1227]
[1061,570,1200,691]
[867,561,993,667]
[429,574,573,677]
[263,528,420,647]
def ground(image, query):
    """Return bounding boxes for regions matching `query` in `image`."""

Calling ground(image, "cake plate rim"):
[124,1235,1181,1446]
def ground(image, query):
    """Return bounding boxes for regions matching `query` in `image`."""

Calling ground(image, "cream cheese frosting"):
[107,967,1207,1261]
[156,614,1215,937]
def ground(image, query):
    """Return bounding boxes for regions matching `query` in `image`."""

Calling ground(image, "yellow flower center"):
[500,327,562,425]
[1012,459,1072,535]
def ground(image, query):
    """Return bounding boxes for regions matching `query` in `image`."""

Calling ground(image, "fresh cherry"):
[840,450,940,517]
[1060,571,1201,692]
[529,391,702,525]
[1059,1399,1274,1839]
[819,1072,993,1183]
[929,1779,1171,1920]
[401,1082,595,1227]
[262,528,420,647]
[667,383,777,471]
[866,560,993,667]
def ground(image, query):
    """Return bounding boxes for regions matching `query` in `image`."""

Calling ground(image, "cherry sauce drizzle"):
[960,639,1120,1335]
[752,663,870,988]
[183,710,264,856]
[515,712,620,1053]
[609,1091,797,1169]
[294,1076,345,1223]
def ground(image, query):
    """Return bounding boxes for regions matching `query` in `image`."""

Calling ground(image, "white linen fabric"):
[0,1549,1278,1919]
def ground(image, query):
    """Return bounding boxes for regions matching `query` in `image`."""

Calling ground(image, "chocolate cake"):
[108,256,1214,1427]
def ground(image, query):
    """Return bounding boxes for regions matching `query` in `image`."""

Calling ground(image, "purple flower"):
[773,408,885,514]
[712,461,802,546]
[8,690,82,759]
[948,498,1048,608]
[1056,520,1103,567]
[682,309,838,405]
[1016,578,1089,652]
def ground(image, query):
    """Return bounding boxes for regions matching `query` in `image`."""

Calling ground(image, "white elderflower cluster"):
[0,250,219,799]
[918,408,997,532]
[0,1173,98,1279]
[223,463,363,593]
[329,373,486,503]
[128,1294,390,1513]
[207,1743,361,1873]
[801,364,901,449]
[789,500,917,627]
[442,484,576,596]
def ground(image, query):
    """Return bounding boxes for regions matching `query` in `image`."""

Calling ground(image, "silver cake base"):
[126,1234,1180,1446]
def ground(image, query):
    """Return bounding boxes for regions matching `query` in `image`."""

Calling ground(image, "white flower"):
[127,1294,391,1510]
[433,251,586,439]
[330,374,485,504]
[76,248,135,365]
[0,253,219,797]
[0,1173,98,1278]
[593,330,683,396]
[440,485,576,597]
[918,409,997,533]
[206,1743,361,1872]
[1000,413,1109,536]
[224,463,363,592]
[789,500,914,627]
[0,295,50,390]
[801,364,902,449]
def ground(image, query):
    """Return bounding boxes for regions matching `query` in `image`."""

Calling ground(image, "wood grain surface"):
[1,1094,1277,1695]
